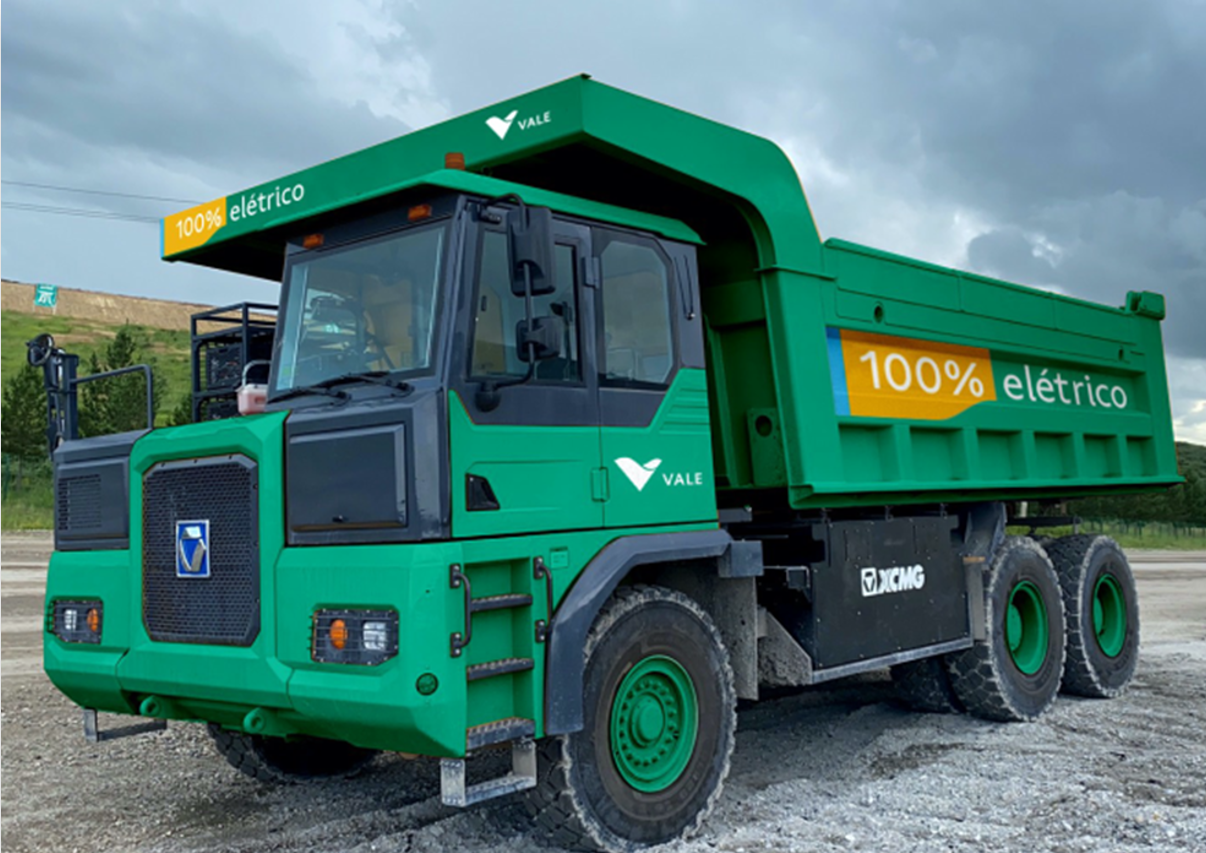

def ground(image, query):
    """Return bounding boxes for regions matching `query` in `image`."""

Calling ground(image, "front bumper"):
[44,540,469,757]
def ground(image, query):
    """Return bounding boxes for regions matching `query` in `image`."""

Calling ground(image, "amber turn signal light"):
[302,233,324,249]
[408,204,432,222]
[329,619,348,650]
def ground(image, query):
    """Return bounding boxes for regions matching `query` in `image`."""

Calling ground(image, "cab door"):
[449,217,602,537]
[593,230,716,529]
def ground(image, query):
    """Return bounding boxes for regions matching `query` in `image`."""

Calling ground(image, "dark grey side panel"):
[289,424,408,532]
[544,528,733,735]
[53,429,147,551]
[800,516,968,670]
[284,389,448,544]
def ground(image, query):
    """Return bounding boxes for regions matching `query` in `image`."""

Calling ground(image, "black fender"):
[543,529,734,735]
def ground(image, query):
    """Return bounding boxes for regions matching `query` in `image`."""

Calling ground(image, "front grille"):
[142,455,260,646]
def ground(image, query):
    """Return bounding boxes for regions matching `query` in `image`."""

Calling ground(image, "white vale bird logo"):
[615,458,662,492]
[485,110,519,140]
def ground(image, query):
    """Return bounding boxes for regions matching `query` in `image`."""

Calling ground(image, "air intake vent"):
[57,474,102,531]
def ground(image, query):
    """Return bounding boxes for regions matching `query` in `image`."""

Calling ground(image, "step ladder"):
[440,718,537,807]
[440,559,554,807]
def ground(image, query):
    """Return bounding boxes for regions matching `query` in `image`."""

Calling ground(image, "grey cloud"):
[3,0,1205,425]
[1,0,408,193]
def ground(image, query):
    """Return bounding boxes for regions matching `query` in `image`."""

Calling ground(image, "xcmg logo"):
[485,108,552,140]
[860,564,926,597]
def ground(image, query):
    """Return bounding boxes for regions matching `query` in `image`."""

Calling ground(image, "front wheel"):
[207,724,378,783]
[527,584,736,852]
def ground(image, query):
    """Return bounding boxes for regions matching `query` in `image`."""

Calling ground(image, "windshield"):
[272,223,448,394]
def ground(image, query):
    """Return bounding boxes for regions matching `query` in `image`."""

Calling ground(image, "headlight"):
[51,600,103,644]
[312,609,398,665]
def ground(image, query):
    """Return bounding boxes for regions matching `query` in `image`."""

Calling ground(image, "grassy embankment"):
[2,309,193,528]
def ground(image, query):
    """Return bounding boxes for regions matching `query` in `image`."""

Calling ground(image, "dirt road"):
[3,532,1203,852]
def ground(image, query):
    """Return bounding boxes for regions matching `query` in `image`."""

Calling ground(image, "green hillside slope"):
[2,309,192,414]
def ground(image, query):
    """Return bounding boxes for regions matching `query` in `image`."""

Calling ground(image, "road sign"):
[34,284,58,308]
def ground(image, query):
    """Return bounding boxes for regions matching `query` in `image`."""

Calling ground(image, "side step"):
[82,708,166,743]
[467,716,536,750]
[441,737,537,807]
[470,593,533,613]
[466,657,534,681]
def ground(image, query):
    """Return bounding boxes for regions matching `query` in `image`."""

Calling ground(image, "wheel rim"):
[1005,581,1049,675]
[610,654,699,792]
[1093,574,1127,658]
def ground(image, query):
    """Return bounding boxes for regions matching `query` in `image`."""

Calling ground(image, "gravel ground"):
[3,534,1204,853]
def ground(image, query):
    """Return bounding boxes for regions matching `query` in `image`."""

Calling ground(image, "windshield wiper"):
[314,371,415,397]
[269,384,351,403]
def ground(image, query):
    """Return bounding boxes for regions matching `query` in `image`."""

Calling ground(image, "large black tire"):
[946,537,1066,722]
[527,584,736,852]
[1046,535,1140,698]
[207,724,378,783]
[891,657,963,714]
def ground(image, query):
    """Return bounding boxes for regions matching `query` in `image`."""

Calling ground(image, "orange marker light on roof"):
[408,204,433,222]
[302,233,324,249]
[445,152,466,170]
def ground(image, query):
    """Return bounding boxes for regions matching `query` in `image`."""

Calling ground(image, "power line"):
[1,180,200,205]
[1,201,160,224]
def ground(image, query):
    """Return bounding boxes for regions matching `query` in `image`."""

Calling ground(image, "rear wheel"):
[891,657,963,714]
[1046,535,1140,698]
[946,537,1066,721]
[527,584,736,852]
[207,724,378,783]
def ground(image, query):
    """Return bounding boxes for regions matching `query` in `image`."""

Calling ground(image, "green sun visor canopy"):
[161,74,817,280]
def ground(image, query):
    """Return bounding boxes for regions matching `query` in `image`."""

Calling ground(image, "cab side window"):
[470,230,580,382]
[599,238,674,387]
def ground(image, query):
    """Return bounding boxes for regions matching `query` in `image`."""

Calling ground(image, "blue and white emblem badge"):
[176,520,211,578]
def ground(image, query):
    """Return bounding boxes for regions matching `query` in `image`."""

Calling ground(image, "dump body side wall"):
[706,240,1179,508]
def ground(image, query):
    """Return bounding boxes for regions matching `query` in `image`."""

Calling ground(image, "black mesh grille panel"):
[142,455,260,646]
[57,474,102,531]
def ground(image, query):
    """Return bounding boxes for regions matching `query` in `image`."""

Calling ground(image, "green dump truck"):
[35,75,1178,851]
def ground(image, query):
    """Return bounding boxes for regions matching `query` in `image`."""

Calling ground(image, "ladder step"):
[470,593,533,613]
[467,717,536,751]
[466,657,535,681]
[441,739,537,807]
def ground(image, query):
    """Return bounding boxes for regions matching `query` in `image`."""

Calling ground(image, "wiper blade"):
[315,371,415,396]
[269,384,350,403]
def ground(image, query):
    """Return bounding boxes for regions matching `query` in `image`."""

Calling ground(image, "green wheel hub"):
[609,655,699,792]
[1092,574,1127,658]
[1005,580,1049,675]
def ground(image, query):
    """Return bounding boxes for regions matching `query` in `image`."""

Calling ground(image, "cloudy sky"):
[3,0,1205,441]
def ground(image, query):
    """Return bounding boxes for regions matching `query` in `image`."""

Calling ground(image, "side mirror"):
[27,333,55,367]
[516,316,565,362]
[507,205,556,296]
